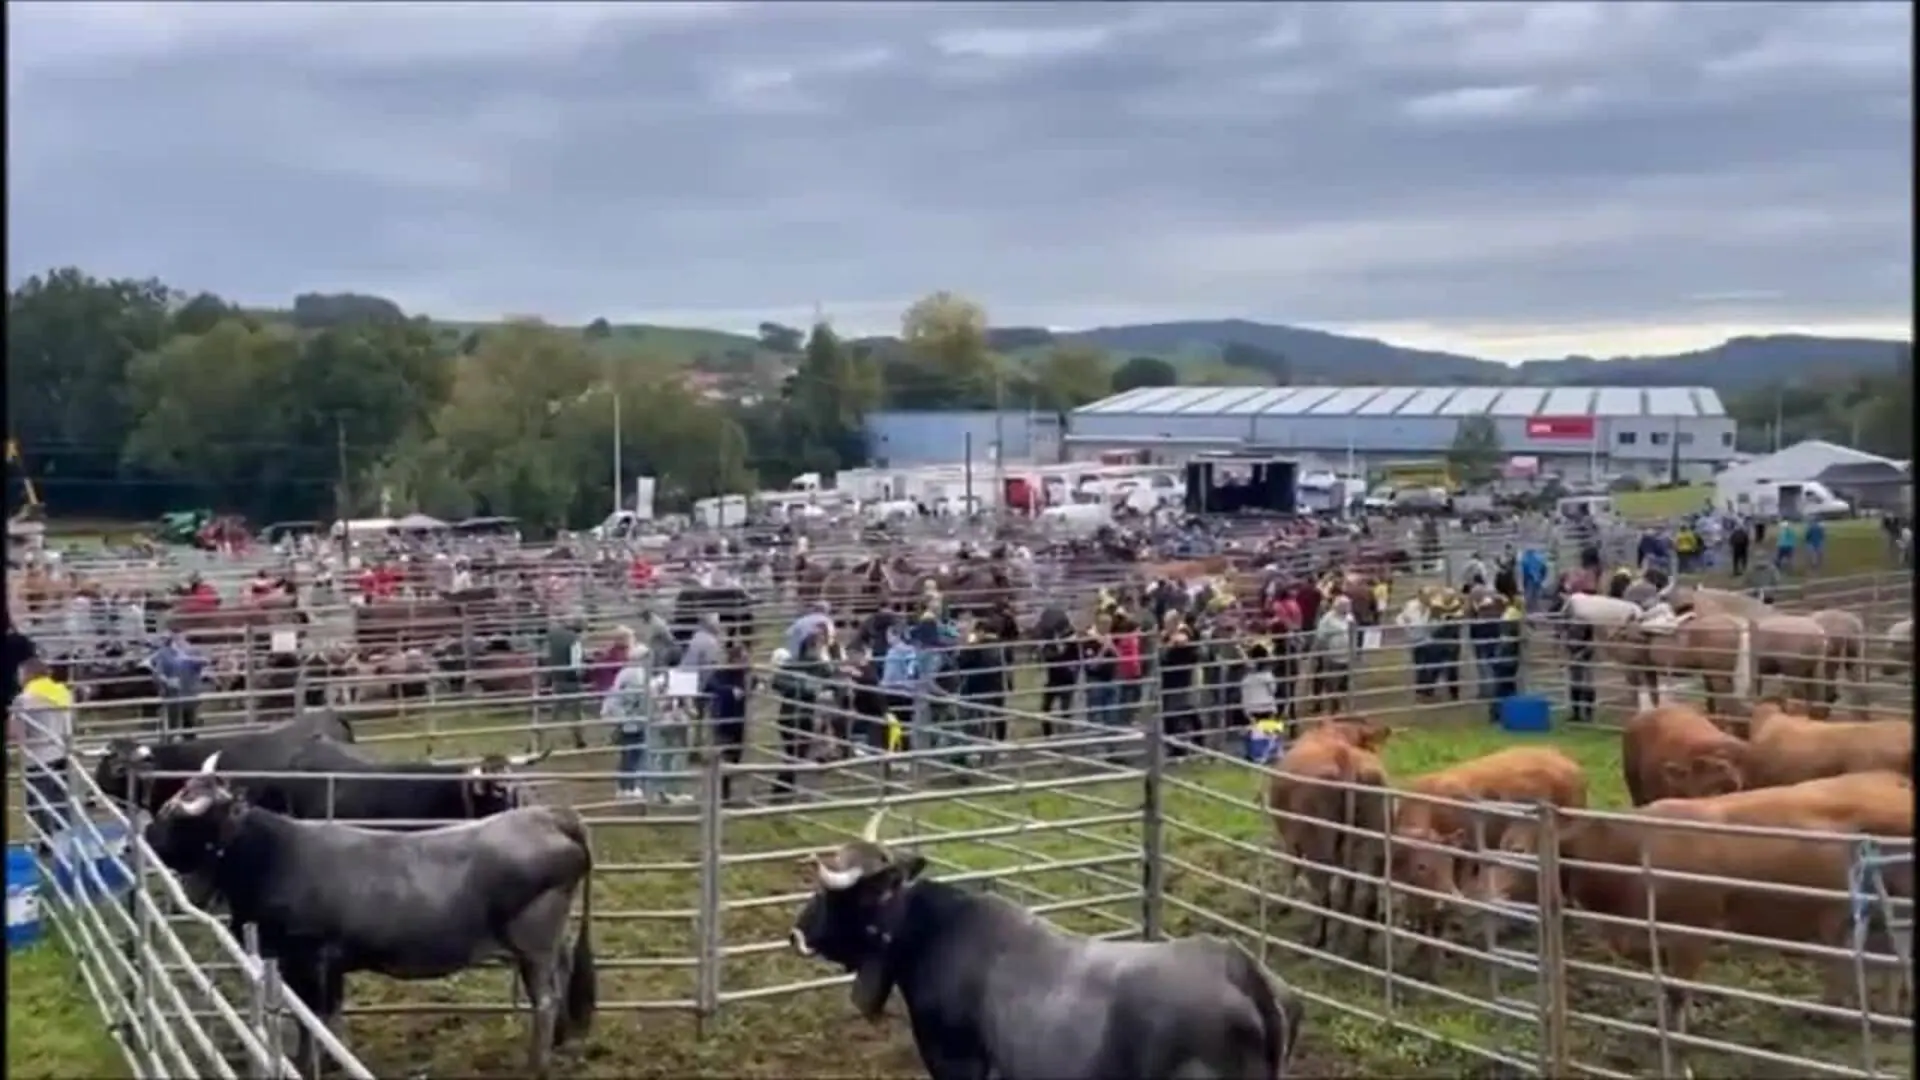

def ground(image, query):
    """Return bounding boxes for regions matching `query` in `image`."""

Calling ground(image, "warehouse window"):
[1616,432,1638,446]
[1650,431,1670,446]
[1720,432,1734,447]
[1678,431,1695,446]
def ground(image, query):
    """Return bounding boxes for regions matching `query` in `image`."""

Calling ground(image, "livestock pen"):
[11,572,1914,1079]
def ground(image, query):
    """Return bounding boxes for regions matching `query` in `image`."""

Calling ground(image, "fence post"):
[261,955,287,1080]
[243,922,276,1079]
[243,623,259,725]
[127,797,160,1061]
[1139,643,1166,943]
[694,749,724,1039]
[1534,801,1571,1078]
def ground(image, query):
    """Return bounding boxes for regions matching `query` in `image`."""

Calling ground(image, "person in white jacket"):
[1311,596,1358,715]
[601,632,655,801]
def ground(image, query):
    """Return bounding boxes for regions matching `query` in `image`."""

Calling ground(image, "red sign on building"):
[1525,415,1597,440]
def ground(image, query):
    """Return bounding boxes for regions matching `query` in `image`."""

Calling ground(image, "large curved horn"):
[860,807,889,845]
[505,747,552,768]
[815,854,863,891]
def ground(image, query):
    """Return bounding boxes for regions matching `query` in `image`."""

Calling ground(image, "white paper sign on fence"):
[664,669,700,699]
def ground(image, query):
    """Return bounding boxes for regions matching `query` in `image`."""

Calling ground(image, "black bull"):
[85,710,357,817]
[145,776,596,1078]
[790,810,1306,1079]
[671,586,755,649]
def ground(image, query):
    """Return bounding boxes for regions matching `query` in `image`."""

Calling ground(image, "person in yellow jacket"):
[1485,600,1525,723]
[9,656,76,842]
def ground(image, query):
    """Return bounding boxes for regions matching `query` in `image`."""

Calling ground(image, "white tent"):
[1714,440,1896,487]
[391,513,450,532]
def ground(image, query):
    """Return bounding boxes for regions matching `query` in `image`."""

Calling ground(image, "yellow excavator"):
[6,438,43,523]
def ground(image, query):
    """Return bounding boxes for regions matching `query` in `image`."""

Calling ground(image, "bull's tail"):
[1731,619,1754,702]
[556,809,598,1044]
[1236,947,1303,1080]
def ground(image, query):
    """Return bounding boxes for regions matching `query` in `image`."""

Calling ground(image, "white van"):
[1555,495,1616,521]
[1727,480,1852,520]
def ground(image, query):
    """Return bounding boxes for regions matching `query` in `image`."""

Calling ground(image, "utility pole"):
[611,387,623,518]
[992,365,1006,523]
[334,417,349,516]
[334,417,350,562]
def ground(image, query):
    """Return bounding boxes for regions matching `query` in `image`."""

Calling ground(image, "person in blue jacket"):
[1519,548,1549,611]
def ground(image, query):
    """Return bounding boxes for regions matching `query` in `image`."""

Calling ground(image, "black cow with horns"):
[790,808,1307,1080]
[260,738,551,826]
[83,710,357,818]
[144,773,597,1078]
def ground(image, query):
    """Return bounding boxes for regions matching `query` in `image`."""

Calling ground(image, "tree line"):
[6,271,1197,530]
[9,266,1903,532]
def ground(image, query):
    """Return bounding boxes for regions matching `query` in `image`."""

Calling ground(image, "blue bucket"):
[7,845,43,951]
[48,823,135,901]
[1499,695,1553,734]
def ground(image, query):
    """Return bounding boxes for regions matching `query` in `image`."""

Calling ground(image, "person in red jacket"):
[173,575,219,615]
[1268,590,1303,721]
[590,628,631,697]
[628,557,657,591]
[1112,611,1143,726]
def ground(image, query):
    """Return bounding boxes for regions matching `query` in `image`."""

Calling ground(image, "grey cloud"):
[7,0,1910,351]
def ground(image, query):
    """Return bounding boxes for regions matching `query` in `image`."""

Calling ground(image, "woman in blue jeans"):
[1082,616,1123,730]
[600,629,655,801]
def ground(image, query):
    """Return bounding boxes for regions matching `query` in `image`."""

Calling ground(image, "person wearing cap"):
[1428,589,1464,703]
[1309,594,1357,715]
[678,612,726,719]
[541,615,589,751]
[149,631,209,737]
[1484,595,1525,724]
[706,640,752,804]
[10,656,75,843]
[1398,591,1439,702]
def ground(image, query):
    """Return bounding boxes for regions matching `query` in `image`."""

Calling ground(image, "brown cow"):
[1745,699,1914,789]
[1263,718,1393,955]
[1621,703,1751,807]
[1389,747,1589,948]
[1522,771,1913,1035]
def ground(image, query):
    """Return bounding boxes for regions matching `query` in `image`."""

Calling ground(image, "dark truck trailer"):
[1184,453,1299,516]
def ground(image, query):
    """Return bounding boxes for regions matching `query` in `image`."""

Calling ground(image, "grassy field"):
[1613,483,1716,519]
[6,939,131,1079]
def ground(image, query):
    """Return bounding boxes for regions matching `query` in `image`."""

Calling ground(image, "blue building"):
[863,410,1063,467]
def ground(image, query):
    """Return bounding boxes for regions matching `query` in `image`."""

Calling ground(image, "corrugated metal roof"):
[1488,387,1550,416]
[1438,387,1503,416]
[1071,385,1727,418]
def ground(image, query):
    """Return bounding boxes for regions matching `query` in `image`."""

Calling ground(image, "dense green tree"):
[1111,355,1179,393]
[121,319,306,516]
[892,291,1001,409]
[1445,415,1504,486]
[1030,343,1112,410]
[757,321,804,354]
[7,269,175,516]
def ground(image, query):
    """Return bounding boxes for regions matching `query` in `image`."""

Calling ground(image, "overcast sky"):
[8,1,1912,360]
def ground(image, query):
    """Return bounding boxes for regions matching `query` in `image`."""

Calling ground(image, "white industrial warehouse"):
[1066,385,1738,481]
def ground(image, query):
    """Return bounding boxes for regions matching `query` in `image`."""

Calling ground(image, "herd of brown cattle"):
[1264,701,1913,1034]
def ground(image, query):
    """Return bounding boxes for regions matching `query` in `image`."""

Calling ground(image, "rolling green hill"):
[249,294,1909,397]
